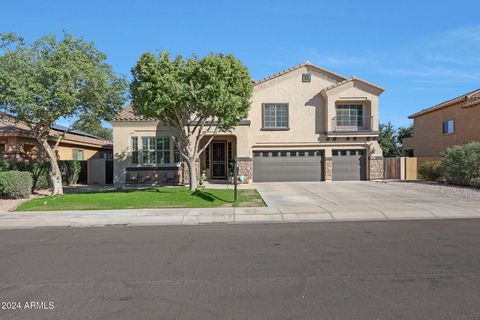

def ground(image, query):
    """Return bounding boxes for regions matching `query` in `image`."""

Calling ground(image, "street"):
[1,220,480,320]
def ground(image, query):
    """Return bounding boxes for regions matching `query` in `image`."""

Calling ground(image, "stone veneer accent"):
[324,157,332,181]
[369,156,384,180]
[237,157,252,183]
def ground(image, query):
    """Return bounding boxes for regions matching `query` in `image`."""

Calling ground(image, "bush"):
[0,160,51,189]
[442,142,480,187]
[0,171,33,198]
[59,160,82,185]
[418,161,443,181]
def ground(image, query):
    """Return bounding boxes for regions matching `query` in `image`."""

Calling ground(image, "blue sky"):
[1,0,479,128]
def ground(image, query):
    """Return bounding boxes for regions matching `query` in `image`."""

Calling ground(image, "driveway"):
[254,181,480,219]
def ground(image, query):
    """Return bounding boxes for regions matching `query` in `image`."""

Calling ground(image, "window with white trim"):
[131,137,139,164]
[156,137,170,164]
[142,137,156,165]
[263,103,288,129]
[442,119,454,134]
[336,104,363,127]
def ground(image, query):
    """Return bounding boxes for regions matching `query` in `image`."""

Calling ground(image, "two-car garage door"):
[253,150,323,182]
[253,149,366,182]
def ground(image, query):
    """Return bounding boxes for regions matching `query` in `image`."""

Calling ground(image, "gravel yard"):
[386,180,480,201]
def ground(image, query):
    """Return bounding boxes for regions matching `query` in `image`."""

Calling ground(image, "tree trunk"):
[37,137,63,195]
[186,157,198,190]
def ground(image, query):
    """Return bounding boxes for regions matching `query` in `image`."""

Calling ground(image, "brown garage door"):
[253,150,323,182]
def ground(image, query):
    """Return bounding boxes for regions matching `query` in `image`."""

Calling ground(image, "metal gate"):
[78,161,88,184]
[105,160,113,184]
[332,150,366,181]
[253,150,323,182]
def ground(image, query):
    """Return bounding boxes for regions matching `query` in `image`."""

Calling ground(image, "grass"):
[16,187,266,211]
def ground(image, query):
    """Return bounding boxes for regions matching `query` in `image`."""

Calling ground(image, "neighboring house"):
[112,62,384,185]
[0,114,113,162]
[403,89,480,164]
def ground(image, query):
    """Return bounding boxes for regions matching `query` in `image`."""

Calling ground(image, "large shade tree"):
[0,33,127,195]
[131,52,253,190]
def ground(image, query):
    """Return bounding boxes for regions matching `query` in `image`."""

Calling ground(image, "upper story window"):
[336,104,364,127]
[442,119,454,134]
[263,103,289,129]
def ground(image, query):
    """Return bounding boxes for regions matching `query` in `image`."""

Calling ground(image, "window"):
[280,152,287,157]
[73,149,84,160]
[142,137,156,165]
[442,119,454,134]
[131,137,139,164]
[253,151,261,157]
[227,142,233,166]
[156,137,170,164]
[263,104,288,129]
[205,145,210,168]
[336,104,363,127]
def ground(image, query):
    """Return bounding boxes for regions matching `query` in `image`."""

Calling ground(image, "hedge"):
[0,160,83,189]
[418,161,443,181]
[0,171,33,198]
[442,142,480,187]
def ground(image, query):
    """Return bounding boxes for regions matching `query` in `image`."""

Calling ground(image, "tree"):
[75,115,113,141]
[0,32,127,195]
[378,122,401,157]
[397,125,414,145]
[131,52,253,190]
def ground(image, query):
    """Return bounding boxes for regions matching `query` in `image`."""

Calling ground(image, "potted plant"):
[199,171,207,186]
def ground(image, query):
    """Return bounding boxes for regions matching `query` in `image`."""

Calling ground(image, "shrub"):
[0,171,33,198]
[418,161,443,181]
[442,142,480,187]
[0,160,51,189]
[59,160,82,185]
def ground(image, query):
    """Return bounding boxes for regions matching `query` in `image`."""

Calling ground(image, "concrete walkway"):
[1,181,480,229]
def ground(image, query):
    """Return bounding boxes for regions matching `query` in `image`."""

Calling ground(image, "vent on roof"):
[302,73,311,83]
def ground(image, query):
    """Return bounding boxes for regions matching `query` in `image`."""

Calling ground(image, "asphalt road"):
[1,220,480,320]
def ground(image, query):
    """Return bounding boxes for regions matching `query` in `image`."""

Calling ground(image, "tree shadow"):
[192,190,230,203]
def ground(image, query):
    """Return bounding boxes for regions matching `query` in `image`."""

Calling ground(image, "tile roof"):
[320,76,384,93]
[409,88,480,118]
[111,105,154,121]
[113,62,384,122]
[254,61,347,85]
[0,114,113,148]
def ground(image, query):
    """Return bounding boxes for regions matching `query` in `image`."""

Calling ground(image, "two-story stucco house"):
[111,62,384,185]
[403,88,480,164]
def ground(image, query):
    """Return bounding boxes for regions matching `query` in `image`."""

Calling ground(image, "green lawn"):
[16,187,266,211]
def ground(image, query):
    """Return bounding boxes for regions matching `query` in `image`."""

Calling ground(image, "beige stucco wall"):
[0,135,110,162]
[246,65,381,156]
[405,102,480,158]
[112,64,383,183]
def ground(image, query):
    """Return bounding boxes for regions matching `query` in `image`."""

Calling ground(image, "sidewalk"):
[1,204,480,229]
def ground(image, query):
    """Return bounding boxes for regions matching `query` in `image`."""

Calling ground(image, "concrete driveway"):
[254,181,480,219]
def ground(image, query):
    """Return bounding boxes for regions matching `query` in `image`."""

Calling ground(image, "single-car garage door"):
[332,149,366,181]
[253,150,323,182]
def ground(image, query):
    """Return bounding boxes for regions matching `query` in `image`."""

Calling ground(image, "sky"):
[1,0,479,128]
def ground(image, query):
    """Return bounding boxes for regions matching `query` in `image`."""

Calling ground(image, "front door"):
[211,141,227,179]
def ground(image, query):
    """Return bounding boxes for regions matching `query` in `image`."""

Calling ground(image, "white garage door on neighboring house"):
[332,149,367,181]
[252,150,323,182]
